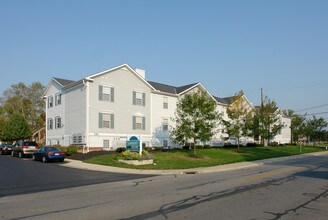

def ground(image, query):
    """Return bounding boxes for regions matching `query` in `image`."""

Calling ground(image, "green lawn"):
[84,146,326,170]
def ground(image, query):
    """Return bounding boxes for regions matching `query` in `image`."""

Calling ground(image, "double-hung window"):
[55,93,62,106]
[163,97,168,109]
[55,116,61,129]
[162,119,169,131]
[48,118,53,130]
[133,91,145,106]
[133,116,145,130]
[99,113,114,129]
[99,85,114,102]
[48,96,53,108]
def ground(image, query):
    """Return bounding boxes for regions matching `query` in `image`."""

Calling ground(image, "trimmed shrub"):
[143,147,152,152]
[203,145,211,149]
[116,147,126,153]
[66,145,78,156]
[246,143,258,147]
[115,150,153,161]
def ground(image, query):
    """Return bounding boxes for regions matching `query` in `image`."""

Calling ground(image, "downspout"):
[83,79,89,153]
[43,96,48,145]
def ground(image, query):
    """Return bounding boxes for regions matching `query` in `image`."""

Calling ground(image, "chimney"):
[135,68,145,79]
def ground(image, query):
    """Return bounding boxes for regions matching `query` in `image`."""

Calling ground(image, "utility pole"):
[261,88,263,108]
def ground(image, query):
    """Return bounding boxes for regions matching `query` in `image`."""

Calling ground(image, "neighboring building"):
[43,64,291,150]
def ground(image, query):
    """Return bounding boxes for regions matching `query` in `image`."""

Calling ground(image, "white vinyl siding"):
[99,85,114,102]
[133,91,145,106]
[99,113,114,129]
[133,116,145,130]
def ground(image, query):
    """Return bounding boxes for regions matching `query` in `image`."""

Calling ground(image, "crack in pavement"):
[8,201,112,220]
[132,179,153,187]
[176,178,226,190]
[265,187,328,220]
[121,175,297,220]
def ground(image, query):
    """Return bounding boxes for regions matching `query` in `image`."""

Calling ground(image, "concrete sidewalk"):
[60,151,328,175]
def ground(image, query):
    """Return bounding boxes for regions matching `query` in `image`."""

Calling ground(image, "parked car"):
[32,146,65,163]
[0,144,13,155]
[11,141,39,158]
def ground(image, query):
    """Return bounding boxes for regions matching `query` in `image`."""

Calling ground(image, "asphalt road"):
[1,153,328,219]
[0,155,154,197]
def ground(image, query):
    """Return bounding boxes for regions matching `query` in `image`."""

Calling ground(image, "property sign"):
[126,136,140,152]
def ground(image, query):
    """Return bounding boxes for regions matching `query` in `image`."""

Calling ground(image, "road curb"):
[61,151,328,175]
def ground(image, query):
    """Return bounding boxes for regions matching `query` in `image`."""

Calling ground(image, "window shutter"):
[99,85,103,101]
[55,95,57,106]
[110,114,114,129]
[99,113,103,128]
[111,87,114,102]
[132,116,136,130]
[142,93,146,106]
[142,117,146,130]
[133,91,136,105]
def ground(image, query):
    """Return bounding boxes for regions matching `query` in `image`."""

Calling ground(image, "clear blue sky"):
[1,0,327,118]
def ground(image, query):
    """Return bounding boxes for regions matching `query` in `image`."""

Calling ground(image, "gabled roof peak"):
[53,77,75,87]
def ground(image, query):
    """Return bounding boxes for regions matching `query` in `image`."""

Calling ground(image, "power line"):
[296,103,328,112]
[303,111,328,116]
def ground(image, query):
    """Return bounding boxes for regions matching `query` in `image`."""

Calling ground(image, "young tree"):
[283,109,306,143]
[304,116,327,143]
[2,113,31,141]
[171,91,220,155]
[223,91,253,150]
[255,97,284,146]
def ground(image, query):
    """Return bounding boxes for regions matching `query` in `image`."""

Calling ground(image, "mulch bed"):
[68,150,117,161]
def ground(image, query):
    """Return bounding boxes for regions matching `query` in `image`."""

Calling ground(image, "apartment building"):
[43,64,291,150]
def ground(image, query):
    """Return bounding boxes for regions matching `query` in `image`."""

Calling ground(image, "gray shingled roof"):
[148,81,198,95]
[213,96,237,105]
[53,77,75,87]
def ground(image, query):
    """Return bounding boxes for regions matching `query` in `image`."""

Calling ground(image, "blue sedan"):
[32,146,65,163]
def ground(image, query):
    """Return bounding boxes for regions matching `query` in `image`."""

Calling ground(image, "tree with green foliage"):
[0,82,45,135]
[283,109,306,143]
[304,116,327,143]
[2,113,31,141]
[171,91,220,155]
[254,97,284,146]
[223,91,253,150]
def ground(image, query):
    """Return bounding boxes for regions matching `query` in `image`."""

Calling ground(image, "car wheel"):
[60,158,65,162]
[18,152,24,158]
[42,156,47,163]
[0,151,2,155]
[11,151,15,157]
[32,155,36,161]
